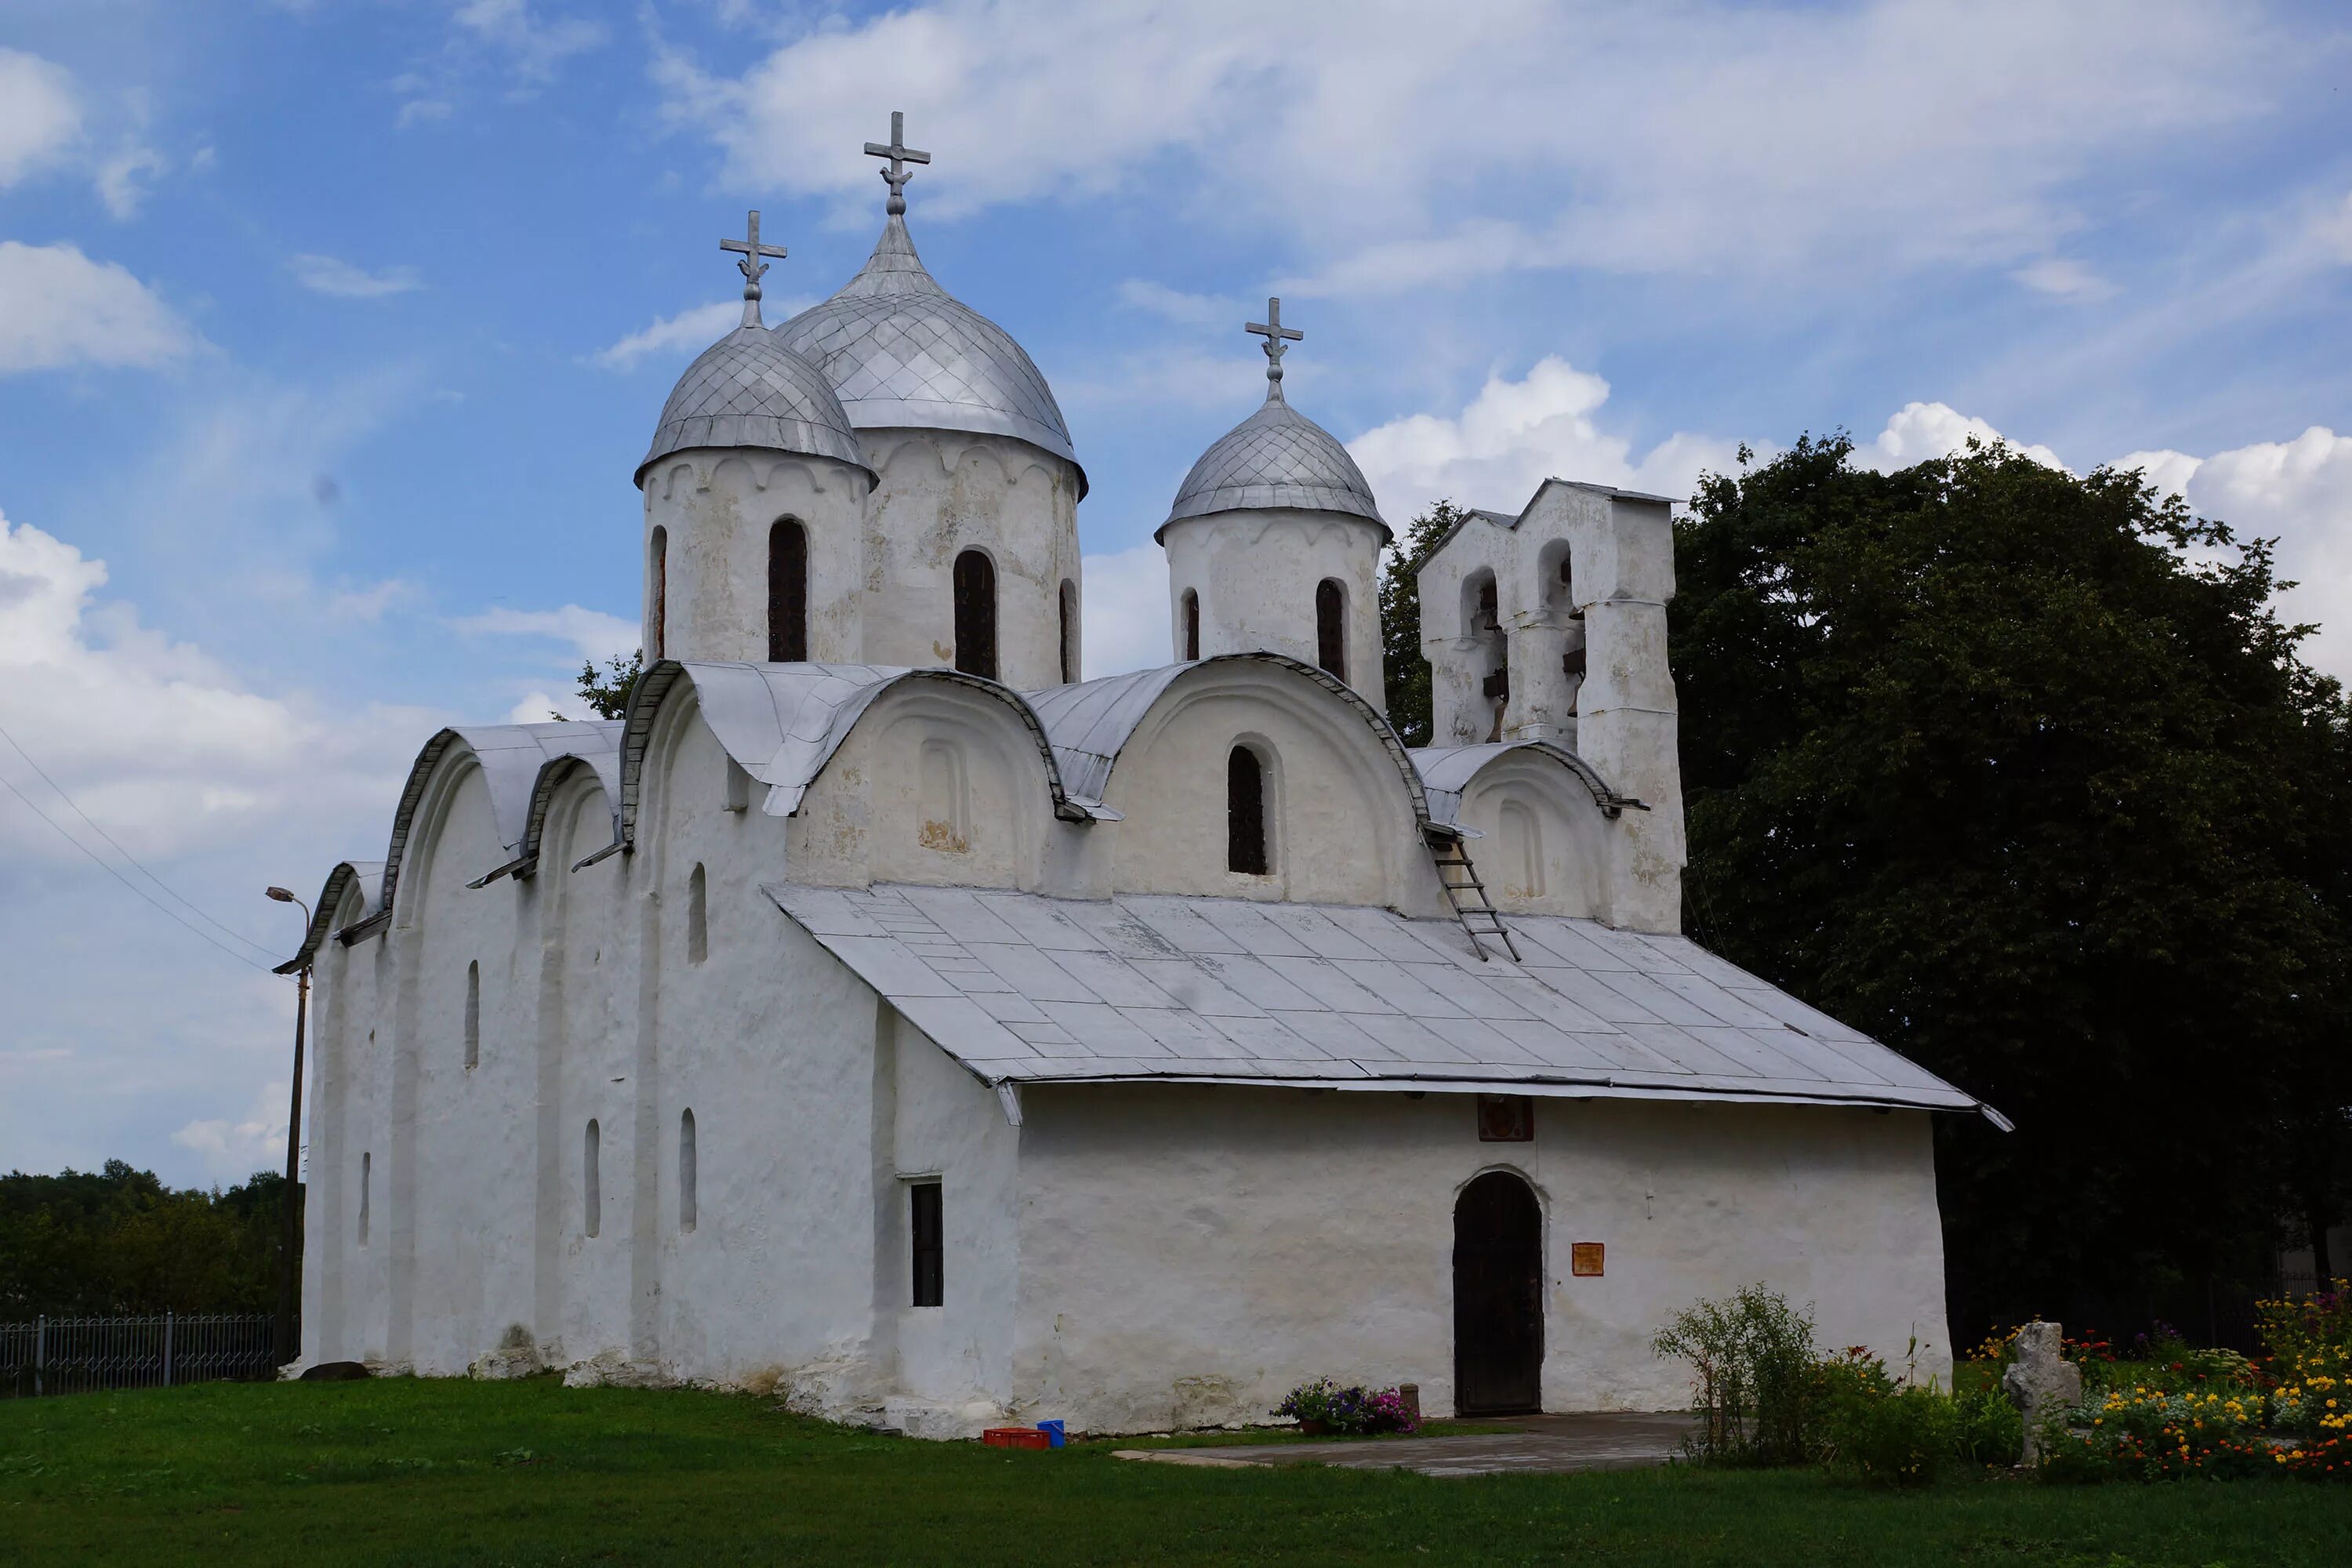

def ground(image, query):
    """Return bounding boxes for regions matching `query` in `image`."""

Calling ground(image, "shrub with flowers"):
[2042,1385,2277,1482]
[1271,1378,1417,1436]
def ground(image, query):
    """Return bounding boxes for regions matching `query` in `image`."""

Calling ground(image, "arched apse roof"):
[614,660,1101,850]
[1409,740,1639,827]
[1025,653,1429,825]
[376,722,626,916]
[274,859,386,975]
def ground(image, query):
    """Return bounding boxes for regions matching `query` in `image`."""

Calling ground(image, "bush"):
[1270,1378,1417,1436]
[1651,1286,1826,1467]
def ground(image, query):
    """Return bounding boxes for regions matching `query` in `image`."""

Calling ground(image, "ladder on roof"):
[1425,829,1520,964]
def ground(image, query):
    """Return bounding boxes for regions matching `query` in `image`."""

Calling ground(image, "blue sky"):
[4,0,2350,1185]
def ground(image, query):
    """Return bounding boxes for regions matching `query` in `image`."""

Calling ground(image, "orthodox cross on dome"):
[863,110,932,216]
[720,209,789,328]
[1246,297,1303,401]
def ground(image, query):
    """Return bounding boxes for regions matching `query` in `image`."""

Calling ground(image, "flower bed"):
[1270,1378,1417,1436]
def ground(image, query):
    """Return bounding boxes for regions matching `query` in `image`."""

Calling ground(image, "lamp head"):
[266,887,297,903]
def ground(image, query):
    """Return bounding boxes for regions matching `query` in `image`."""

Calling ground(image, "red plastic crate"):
[982,1427,1052,1450]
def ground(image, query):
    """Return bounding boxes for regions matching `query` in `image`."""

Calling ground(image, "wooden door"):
[1453,1171,1544,1414]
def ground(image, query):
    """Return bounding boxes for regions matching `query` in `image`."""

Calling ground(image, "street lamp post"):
[265,886,310,1368]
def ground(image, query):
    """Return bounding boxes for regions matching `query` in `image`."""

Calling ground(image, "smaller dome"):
[637,325,876,488]
[1159,396,1388,541]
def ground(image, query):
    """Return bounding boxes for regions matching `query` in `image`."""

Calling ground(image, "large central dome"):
[774,216,1085,494]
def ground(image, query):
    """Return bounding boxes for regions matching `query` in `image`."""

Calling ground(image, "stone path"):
[1112,1411,1696,1478]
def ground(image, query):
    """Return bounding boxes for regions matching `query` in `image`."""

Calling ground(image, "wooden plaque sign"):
[1570,1242,1605,1277]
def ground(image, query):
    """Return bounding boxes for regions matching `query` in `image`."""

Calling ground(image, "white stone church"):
[282,121,1998,1433]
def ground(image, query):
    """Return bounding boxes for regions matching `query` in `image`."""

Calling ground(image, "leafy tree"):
[1379,500,1478,745]
[0,1161,292,1316]
[562,650,643,722]
[1671,435,2352,1334]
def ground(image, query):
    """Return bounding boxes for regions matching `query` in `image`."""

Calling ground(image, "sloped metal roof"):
[773,215,1084,491]
[1160,394,1386,539]
[637,325,875,487]
[764,883,1997,1122]
[378,723,625,919]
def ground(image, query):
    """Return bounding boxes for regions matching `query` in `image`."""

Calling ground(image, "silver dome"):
[774,216,1086,495]
[637,325,875,488]
[1158,394,1387,541]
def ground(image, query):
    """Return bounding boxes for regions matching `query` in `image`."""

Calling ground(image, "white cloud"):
[289,253,424,298]
[172,1079,290,1183]
[452,0,607,86]
[0,241,192,373]
[96,143,169,219]
[1117,280,1241,328]
[2114,428,2352,681]
[0,514,418,865]
[397,97,455,128]
[0,49,82,187]
[1851,401,2064,472]
[590,300,744,370]
[1347,357,1742,525]
[459,604,640,661]
[655,0,2274,288]
[1080,544,1171,679]
[2013,256,2115,299]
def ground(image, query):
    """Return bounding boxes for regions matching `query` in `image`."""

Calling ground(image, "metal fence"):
[0,1314,279,1398]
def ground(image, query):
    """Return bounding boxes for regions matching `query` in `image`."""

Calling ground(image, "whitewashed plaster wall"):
[1010,1083,1951,1433]
[1448,753,1617,921]
[1094,662,1443,914]
[640,449,871,663]
[1420,485,1686,933]
[1160,509,1387,710]
[857,432,1083,687]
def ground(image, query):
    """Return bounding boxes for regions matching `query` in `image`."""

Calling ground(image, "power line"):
[0,719,282,963]
[0,761,276,974]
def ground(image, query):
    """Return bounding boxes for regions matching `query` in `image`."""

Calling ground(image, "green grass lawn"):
[5,1377,2350,1566]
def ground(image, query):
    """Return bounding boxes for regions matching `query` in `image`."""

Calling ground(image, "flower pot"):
[1299,1419,1331,1436]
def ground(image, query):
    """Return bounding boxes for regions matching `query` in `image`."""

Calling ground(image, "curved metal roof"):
[1160,395,1386,539]
[1410,740,1628,826]
[378,722,626,920]
[1024,653,1427,823]
[637,325,875,487]
[614,660,1102,849]
[275,859,386,974]
[773,216,1086,493]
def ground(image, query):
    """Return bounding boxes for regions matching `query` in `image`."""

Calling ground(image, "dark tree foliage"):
[1380,500,1478,746]
[564,650,643,722]
[1671,435,2352,1334]
[0,1160,293,1316]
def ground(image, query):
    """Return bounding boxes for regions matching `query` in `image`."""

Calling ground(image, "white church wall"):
[884,1011,1022,1432]
[1010,1083,1950,1433]
[857,432,1083,688]
[1100,662,1443,914]
[303,875,384,1366]
[640,449,869,663]
[1449,753,1615,921]
[786,681,1056,892]
[1160,508,1387,709]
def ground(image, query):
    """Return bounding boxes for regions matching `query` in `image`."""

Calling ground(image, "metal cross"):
[1246,297,1303,399]
[863,110,931,216]
[720,209,789,326]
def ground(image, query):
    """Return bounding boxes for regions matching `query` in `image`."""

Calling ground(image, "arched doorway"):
[1454,1170,1544,1414]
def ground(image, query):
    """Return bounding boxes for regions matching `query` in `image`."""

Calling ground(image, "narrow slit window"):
[463,960,480,1069]
[910,1181,944,1307]
[358,1152,372,1247]
[1315,579,1345,679]
[584,1119,602,1239]
[768,519,808,662]
[1227,746,1269,875]
[679,1109,698,1233]
[648,527,668,660]
[1058,578,1079,684]
[686,862,708,965]
[952,550,997,680]
[1181,589,1200,661]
